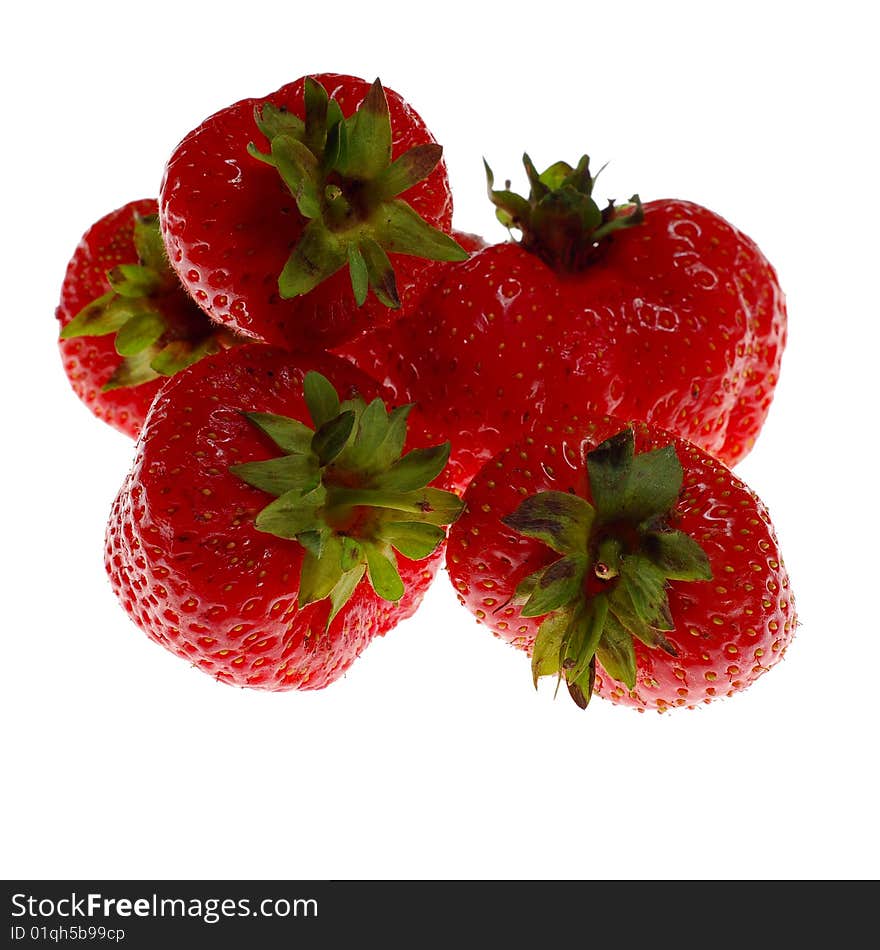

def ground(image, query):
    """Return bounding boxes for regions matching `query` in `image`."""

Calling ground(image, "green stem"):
[485,154,643,273]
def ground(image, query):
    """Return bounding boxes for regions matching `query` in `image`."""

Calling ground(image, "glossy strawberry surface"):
[401,199,786,486]
[446,413,796,711]
[105,345,448,691]
[159,73,455,351]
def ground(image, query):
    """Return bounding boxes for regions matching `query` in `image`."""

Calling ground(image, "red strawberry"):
[329,228,489,495]
[398,155,786,486]
[446,414,796,711]
[333,228,488,402]
[105,345,463,691]
[57,199,243,438]
[159,74,467,352]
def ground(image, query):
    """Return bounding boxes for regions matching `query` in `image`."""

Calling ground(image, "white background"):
[3,0,877,880]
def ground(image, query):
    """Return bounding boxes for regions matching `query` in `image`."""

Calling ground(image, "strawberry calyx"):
[248,77,468,309]
[485,153,643,272]
[60,212,243,390]
[230,372,464,624]
[502,428,712,709]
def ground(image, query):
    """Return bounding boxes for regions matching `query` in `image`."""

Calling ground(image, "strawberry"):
[330,227,488,494]
[105,345,463,691]
[333,228,488,403]
[446,413,796,711]
[159,73,467,352]
[397,154,786,486]
[57,199,242,438]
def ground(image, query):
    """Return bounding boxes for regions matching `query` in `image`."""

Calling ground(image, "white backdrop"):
[4,0,877,880]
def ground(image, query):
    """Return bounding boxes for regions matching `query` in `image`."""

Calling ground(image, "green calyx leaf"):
[303,370,341,427]
[327,564,367,629]
[595,610,638,692]
[372,200,468,264]
[617,555,675,633]
[277,219,348,299]
[528,598,606,708]
[644,529,713,581]
[375,521,446,560]
[358,237,399,308]
[249,77,468,310]
[530,610,570,687]
[299,535,345,607]
[230,452,321,496]
[303,76,332,158]
[335,78,392,180]
[484,153,643,273]
[59,211,245,389]
[253,101,305,141]
[107,263,162,298]
[312,411,356,466]
[149,337,222,376]
[502,490,595,555]
[587,428,683,526]
[102,347,162,391]
[607,566,678,658]
[269,134,322,218]
[240,411,313,454]
[374,143,444,200]
[363,542,405,602]
[255,485,327,540]
[372,442,451,492]
[114,310,165,355]
[505,427,712,709]
[133,211,168,271]
[60,294,140,339]
[519,555,588,618]
[231,372,463,622]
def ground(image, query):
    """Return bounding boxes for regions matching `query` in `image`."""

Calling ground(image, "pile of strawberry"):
[57,73,796,711]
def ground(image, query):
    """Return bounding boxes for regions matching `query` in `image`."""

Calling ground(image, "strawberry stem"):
[485,153,644,272]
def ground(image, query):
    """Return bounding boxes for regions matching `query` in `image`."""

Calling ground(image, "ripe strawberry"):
[57,199,242,438]
[399,155,786,486]
[329,228,488,495]
[105,345,463,691]
[159,74,467,352]
[333,228,488,402]
[446,414,796,711]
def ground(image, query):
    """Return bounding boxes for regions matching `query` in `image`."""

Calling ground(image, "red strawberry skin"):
[446,414,796,711]
[331,229,488,496]
[159,73,454,351]
[401,199,785,483]
[105,345,443,691]
[56,199,165,438]
[333,229,488,404]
